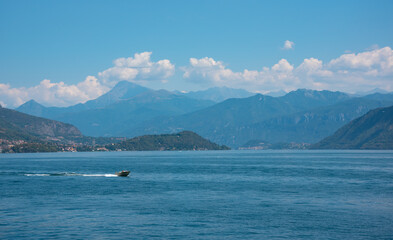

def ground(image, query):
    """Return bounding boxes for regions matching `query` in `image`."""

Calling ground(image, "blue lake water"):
[1,150,393,239]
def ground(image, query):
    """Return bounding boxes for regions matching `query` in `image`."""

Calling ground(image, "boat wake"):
[24,172,118,177]
[82,174,117,177]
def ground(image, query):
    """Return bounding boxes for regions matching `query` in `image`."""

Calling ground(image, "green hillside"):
[311,105,393,149]
[106,131,230,151]
[0,117,39,142]
[0,106,82,142]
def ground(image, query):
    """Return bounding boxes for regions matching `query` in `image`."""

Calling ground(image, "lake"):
[1,150,393,239]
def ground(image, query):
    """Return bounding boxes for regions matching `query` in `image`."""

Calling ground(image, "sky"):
[1,0,393,107]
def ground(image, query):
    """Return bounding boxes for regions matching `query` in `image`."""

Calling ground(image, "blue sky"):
[1,0,393,107]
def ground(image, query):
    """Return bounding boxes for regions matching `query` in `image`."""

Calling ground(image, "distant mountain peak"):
[263,90,287,97]
[355,88,390,96]
[112,80,141,89]
[252,93,266,99]
[107,81,150,100]
[290,88,318,95]
[16,99,46,116]
[80,81,151,109]
[19,99,44,107]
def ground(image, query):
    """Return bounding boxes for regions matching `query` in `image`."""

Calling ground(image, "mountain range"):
[17,82,216,136]
[127,91,393,147]
[15,81,393,148]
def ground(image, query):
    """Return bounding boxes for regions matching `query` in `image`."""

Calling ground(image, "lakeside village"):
[0,139,114,153]
[1,138,311,153]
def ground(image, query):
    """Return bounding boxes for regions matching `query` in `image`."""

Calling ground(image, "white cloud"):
[297,58,333,77]
[0,84,28,108]
[0,52,175,108]
[183,57,299,91]
[2,48,393,108]
[98,52,175,86]
[272,59,294,72]
[182,57,240,84]
[329,46,393,75]
[282,40,294,50]
[0,77,109,108]
[183,47,393,93]
[76,76,108,99]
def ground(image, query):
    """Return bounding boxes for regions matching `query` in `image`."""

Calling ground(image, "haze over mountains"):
[176,86,255,102]
[16,81,393,148]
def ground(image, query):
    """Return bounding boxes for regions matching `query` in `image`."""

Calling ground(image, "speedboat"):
[115,170,130,177]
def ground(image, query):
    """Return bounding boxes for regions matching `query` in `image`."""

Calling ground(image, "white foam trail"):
[25,174,50,176]
[24,173,119,177]
[82,174,117,177]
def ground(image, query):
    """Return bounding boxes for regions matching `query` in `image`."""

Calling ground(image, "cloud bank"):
[183,46,393,94]
[0,77,109,108]
[0,52,174,108]
[1,47,393,108]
